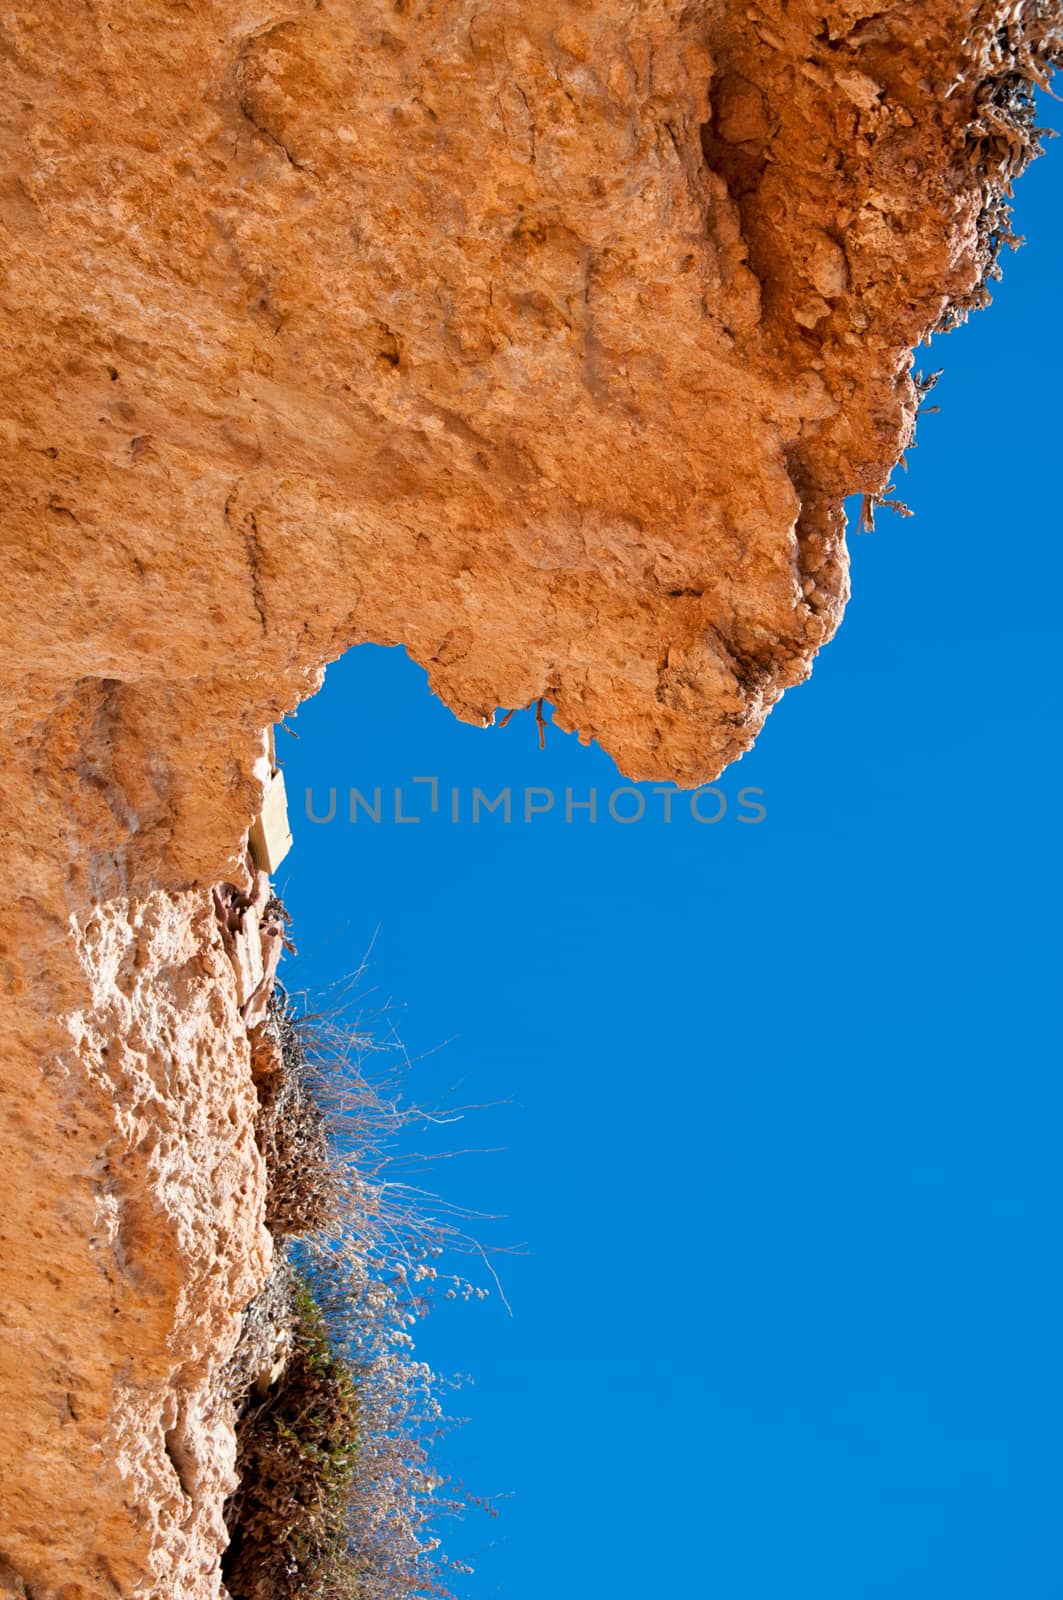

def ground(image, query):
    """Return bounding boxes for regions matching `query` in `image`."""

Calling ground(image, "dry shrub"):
[225,973,494,1600]
[251,989,338,1237]
[224,1273,361,1600]
[942,4,1062,329]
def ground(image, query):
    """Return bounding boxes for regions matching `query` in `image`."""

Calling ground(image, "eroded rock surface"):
[0,892,270,1598]
[0,0,1056,1594]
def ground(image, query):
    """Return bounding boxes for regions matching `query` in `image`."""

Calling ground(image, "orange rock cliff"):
[0,2,1057,1594]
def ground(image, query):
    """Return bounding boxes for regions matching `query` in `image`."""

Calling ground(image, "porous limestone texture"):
[0,0,1056,1594]
[0,891,271,1599]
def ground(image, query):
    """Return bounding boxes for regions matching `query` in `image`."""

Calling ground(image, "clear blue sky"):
[277,139,1063,1599]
